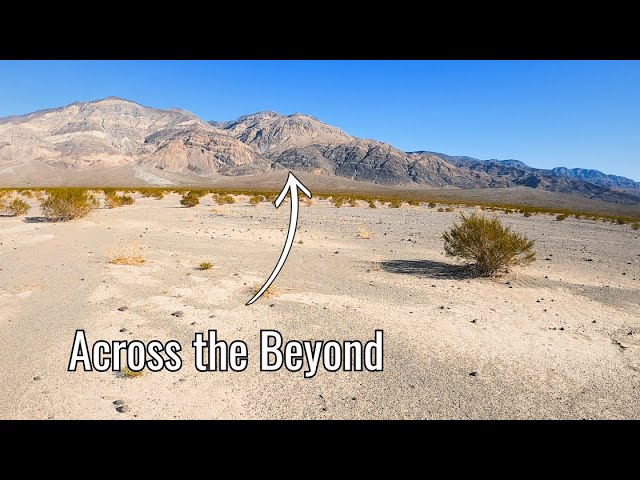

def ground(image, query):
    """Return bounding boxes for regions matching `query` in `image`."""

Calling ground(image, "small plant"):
[105,193,135,208]
[556,214,567,221]
[574,214,581,219]
[348,198,358,207]
[388,199,402,208]
[5,198,31,216]
[616,218,626,225]
[332,197,345,208]
[250,284,283,299]
[107,241,146,266]
[199,261,213,270]
[40,189,98,221]
[357,225,373,239]
[213,194,235,205]
[180,193,200,208]
[120,365,144,378]
[632,223,639,230]
[442,213,536,277]
[249,195,263,206]
[445,207,454,212]
[437,207,445,212]
[428,203,437,209]
[367,200,377,209]
[407,199,420,207]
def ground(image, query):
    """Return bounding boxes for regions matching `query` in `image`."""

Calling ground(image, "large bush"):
[442,213,536,276]
[180,192,200,207]
[40,189,99,221]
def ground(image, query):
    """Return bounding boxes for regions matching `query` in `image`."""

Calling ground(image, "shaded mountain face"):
[0,98,637,206]
[0,97,269,176]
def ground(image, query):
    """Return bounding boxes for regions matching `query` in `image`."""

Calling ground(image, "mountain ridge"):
[0,98,638,205]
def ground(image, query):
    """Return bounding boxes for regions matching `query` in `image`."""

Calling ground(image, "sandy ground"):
[0,194,639,419]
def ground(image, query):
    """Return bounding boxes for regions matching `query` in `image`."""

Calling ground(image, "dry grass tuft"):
[357,225,373,239]
[119,366,144,378]
[250,284,287,299]
[107,240,146,266]
[199,261,213,270]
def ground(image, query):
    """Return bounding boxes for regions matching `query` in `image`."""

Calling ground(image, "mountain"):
[0,97,638,206]
[0,97,270,176]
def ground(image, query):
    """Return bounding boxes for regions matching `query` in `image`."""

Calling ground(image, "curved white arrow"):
[246,172,312,306]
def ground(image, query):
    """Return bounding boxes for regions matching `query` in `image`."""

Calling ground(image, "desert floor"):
[1,194,639,419]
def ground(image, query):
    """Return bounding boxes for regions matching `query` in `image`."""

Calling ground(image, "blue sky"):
[0,60,638,180]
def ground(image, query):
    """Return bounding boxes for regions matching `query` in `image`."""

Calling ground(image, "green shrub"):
[442,214,536,277]
[368,200,377,209]
[616,218,626,225]
[213,194,235,205]
[41,189,98,221]
[348,198,358,207]
[199,262,213,270]
[388,199,402,208]
[249,195,263,206]
[180,193,200,208]
[5,198,31,216]
[556,214,567,221]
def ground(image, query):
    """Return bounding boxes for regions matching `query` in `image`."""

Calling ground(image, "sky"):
[0,60,638,180]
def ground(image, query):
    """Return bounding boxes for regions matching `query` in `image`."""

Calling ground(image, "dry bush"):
[388,199,403,208]
[632,223,639,230]
[19,190,33,198]
[616,217,627,225]
[106,193,135,208]
[107,240,146,266]
[367,200,377,208]
[180,192,200,208]
[119,366,144,378]
[437,207,445,212]
[442,213,536,277]
[40,189,98,221]
[445,207,455,212]
[199,261,213,270]
[5,198,31,216]
[249,195,263,206]
[428,202,437,209]
[213,194,235,205]
[407,199,420,207]
[556,214,567,221]
[348,198,358,207]
[357,225,373,239]
[250,284,285,299]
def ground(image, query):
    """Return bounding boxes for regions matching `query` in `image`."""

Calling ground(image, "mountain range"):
[0,97,638,205]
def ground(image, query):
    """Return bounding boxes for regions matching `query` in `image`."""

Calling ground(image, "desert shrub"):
[523,212,532,218]
[348,198,358,207]
[106,193,135,208]
[428,203,437,209]
[5,198,31,216]
[213,194,235,205]
[407,199,420,207]
[331,196,345,208]
[19,190,33,199]
[437,207,445,212]
[574,214,581,219]
[616,218,627,225]
[199,262,213,270]
[41,189,98,221]
[445,207,454,212]
[442,213,536,277]
[249,195,262,206]
[180,192,200,208]
[388,199,402,208]
[632,223,639,230]
[556,214,567,221]
[367,200,377,208]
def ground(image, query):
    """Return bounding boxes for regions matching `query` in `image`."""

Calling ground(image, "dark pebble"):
[119,328,127,333]
[33,376,41,381]
[269,304,276,307]
[471,319,477,323]
[171,311,184,317]
[118,306,128,311]
[116,405,130,413]
[469,372,478,377]
[113,400,124,406]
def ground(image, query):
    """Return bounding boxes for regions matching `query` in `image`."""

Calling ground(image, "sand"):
[0,194,639,419]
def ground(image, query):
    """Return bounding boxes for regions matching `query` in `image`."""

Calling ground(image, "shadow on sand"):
[23,216,51,223]
[380,259,471,280]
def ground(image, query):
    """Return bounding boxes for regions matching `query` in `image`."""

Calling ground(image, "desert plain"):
[0,192,639,419]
